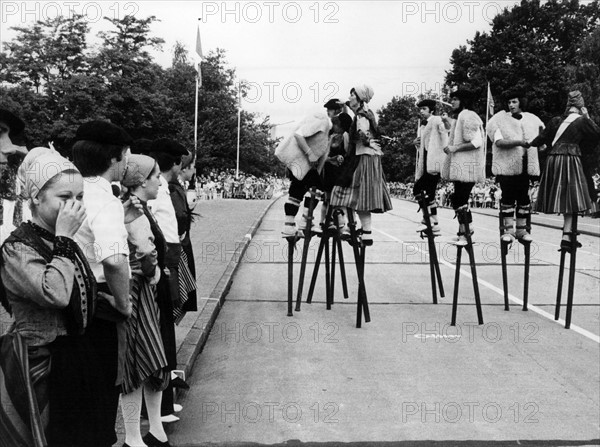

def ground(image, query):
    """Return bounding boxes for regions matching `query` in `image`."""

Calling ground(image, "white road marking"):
[374,227,600,344]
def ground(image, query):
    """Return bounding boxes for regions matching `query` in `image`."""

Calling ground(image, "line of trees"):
[2,0,599,182]
[378,0,600,182]
[0,15,280,176]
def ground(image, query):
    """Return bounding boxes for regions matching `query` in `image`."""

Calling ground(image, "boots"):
[452,205,474,246]
[515,204,532,242]
[415,194,441,235]
[500,204,516,243]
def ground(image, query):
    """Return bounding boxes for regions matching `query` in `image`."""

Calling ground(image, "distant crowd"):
[194,169,287,200]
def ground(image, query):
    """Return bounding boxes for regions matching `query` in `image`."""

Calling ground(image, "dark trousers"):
[451,182,475,209]
[413,172,440,200]
[497,174,530,206]
[286,169,323,216]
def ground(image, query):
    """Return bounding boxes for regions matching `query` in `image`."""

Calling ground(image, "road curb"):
[176,196,281,379]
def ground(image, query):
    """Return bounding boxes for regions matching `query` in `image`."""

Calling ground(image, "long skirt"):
[121,275,169,395]
[330,154,393,213]
[537,154,593,214]
[173,244,197,325]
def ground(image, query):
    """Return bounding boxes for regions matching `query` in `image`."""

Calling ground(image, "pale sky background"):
[1,0,528,137]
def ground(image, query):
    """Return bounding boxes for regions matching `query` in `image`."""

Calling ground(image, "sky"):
[1,0,524,137]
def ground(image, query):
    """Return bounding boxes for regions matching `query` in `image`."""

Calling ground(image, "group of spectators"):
[195,168,287,200]
[0,110,197,447]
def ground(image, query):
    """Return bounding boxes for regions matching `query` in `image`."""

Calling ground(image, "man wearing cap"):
[147,138,189,421]
[0,109,29,244]
[413,99,449,235]
[442,88,485,245]
[72,120,138,446]
[324,98,345,120]
[487,91,544,243]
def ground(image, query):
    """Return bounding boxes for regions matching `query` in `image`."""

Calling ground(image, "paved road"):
[171,196,599,446]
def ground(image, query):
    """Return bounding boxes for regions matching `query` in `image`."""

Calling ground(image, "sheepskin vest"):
[486,111,544,176]
[442,109,485,183]
[415,115,448,180]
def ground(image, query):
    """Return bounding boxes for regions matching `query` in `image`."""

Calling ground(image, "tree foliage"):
[0,15,279,175]
[445,0,600,121]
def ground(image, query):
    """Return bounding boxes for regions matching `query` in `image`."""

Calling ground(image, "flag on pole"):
[195,24,203,87]
[484,82,494,153]
[486,82,494,120]
[195,25,204,60]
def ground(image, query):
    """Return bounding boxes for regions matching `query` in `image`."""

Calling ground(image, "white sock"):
[145,385,168,443]
[357,211,372,232]
[121,388,144,446]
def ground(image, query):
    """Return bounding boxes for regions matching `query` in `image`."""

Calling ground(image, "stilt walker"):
[487,89,545,311]
[412,98,449,304]
[274,112,332,316]
[306,109,352,309]
[328,84,393,328]
[530,90,600,329]
[441,87,486,325]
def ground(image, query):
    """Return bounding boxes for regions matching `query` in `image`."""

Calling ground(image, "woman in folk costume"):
[413,99,449,235]
[146,139,189,421]
[275,112,331,236]
[120,154,171,447]
[487,91,545,243]
[530,90,600,250]
[0,147,110,447]
[0,109,29,244]
[442,88,486,245]
[330,85,393,245]
[169,151,197,324]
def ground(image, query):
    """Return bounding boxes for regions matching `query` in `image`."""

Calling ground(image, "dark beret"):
[323,98,344,110]
[75,120,132,146]
[0,109,25,134]
[449,89,474,102]
[417,99,437,111]
[130,138,154,155]
[150,138,188,156]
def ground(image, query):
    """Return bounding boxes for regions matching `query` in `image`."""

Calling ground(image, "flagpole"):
[236,81,241,179]
[194,71,199,154]
[195,21,203,156]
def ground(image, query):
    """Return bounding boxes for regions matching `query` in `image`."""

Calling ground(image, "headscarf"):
[353,85,374,104]
[122,154,156,187]
[565,90,585,113]
[17,146,78,200]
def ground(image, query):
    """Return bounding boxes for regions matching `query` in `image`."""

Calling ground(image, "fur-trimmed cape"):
[486,111,544,177]
[442,109,485,183]
[415,115,448,180]
[275,113,331,180]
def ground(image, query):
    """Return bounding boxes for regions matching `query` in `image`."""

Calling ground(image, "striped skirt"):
[330,154,393,213]
[537,154,593,214]
[173,250,197,324]
[121,275,169,395]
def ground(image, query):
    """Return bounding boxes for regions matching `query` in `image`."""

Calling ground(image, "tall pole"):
[236,81,241,179]
[194,73,199,154]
